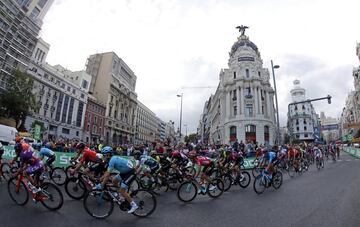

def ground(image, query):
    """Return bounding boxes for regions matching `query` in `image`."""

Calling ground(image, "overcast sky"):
[40,0,360,133]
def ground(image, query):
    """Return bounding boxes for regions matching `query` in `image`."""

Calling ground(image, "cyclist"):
[10,136,23,166]
[38,143,56,167]
[96,146,138,213]
[69,143,103,180]
[264,146,278,179]
[14,143,44,193]
[314,145,323,165]
[133,150,160,184]
[188,150,216,193]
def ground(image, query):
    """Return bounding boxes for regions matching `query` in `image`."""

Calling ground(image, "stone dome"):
[229,35,260,58]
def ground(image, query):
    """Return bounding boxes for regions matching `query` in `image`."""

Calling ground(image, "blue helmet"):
[101,146,114,155]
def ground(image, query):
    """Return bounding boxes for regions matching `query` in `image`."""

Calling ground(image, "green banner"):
[344,147,360,158]
[34,124,41,140]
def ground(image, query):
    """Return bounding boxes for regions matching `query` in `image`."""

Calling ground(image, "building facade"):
[135,101,158,145]
[25,39,91,140]
[319,112,339,143]
[165,120,176,145]
[200,28,277,145]
[0,0,53,91]
[83,95,106,143]
[85,52,137,145]
[287,80,319,142]
[340,43,360,139]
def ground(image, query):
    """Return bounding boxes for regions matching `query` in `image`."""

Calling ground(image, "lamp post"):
[271,60,281,145]
[177,93,183,141]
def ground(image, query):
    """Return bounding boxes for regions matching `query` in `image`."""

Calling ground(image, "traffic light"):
[327,95,332,104]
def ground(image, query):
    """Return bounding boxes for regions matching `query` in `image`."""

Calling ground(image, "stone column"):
[226,90,230,119]
[253,85,257,115]
[266,90,271,118]
[258,88,261,114]
[236,87,240,116]
[240,86,245,115]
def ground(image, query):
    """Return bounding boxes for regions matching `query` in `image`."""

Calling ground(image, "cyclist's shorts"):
[26,161,44,175]
[45,155,56,166]
[89,160,107,176]
[114,169,136,189]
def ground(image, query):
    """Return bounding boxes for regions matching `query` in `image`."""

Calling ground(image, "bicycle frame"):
[16,174,47,202]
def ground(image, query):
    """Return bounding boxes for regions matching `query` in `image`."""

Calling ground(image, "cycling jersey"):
[107,156,134,173]
[265,151,277,163]
[20,150,44,174]
[139,155,159,168]
[107,156,136,189]
[39,148,55,158]
[81,148,99,163]
[195,156,212,167]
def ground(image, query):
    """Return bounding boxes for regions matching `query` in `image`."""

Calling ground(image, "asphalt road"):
[1,152,360,227]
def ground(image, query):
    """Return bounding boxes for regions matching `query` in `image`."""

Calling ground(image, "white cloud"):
[40,0,360,133]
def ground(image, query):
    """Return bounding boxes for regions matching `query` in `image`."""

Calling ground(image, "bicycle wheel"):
[131,189,157,217]
[51,167,67,186]
[83,189,114,219]
[1,163,11,181]
[207,178,224,198]
[168,174,181,191]
[272,172,283,190]
[238,171,251,188]
[39,182,64,211]
[7,177,29,205]
[65,177,87,200]
[177,180,197,202]
[253,176,266,194]
[65,165,79,178]
[223,175,232,192]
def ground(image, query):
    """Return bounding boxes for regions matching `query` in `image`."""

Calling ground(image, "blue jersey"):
[107,156,134,173]
[266,151,277,163]
[39,148,55,158]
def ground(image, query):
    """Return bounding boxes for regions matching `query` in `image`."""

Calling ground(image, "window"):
[296,119,299,125]
[261,105,264,114]
[80,93,85,99]
[304,134,308,138]
[62,128,70,134]
[245,104,253,117]
[93,125,97,133]
[304,119,307,124]
[302,105,305,110]
[295,105,298,110]
[233,106,237,116]
[108,106,112,117]
[30,7,40,19]
[110,96,114,102]
[264,126,269,143]
[245,125,256,142]
[258,71,261,77]
[304,126,307,131]
[67,86,71,92]
[230,126,237,142]
[296,127,299,131]
[233,89,237,100]
[72,89,76,95]
[76,131,79,137]
[94,116,97,124]
[82,80,88,89]
[233,71,236,79]
[37,0,47,8]
[245,87,251,96]
[245,69,250,78]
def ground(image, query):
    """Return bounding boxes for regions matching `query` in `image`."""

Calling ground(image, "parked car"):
[0,124,18,145]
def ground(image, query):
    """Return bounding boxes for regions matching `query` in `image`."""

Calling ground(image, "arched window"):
[229,126,237,142]
[264,126,269,143]
[245,124,256,142]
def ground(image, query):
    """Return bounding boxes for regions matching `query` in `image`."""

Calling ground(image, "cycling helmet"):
[76,142,86,150]
[21,143,30,151]
[101,146,114,155]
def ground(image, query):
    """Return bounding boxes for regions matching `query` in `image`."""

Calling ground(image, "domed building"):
[199,27,277,146]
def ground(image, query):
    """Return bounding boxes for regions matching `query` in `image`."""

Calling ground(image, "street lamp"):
[177,93,183,141]
[271,60,281,145]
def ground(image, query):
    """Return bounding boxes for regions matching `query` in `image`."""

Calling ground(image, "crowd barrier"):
[1,145,256,169]
[343,147,360,159]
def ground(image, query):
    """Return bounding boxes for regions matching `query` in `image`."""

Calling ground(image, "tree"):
[0,70,39,131]
[185,133,198,143]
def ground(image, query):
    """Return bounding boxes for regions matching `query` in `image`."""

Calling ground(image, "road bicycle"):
[253,166,283,194]
[83,184,156,219]
[177,175,224,202]
[7,172,63,210]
